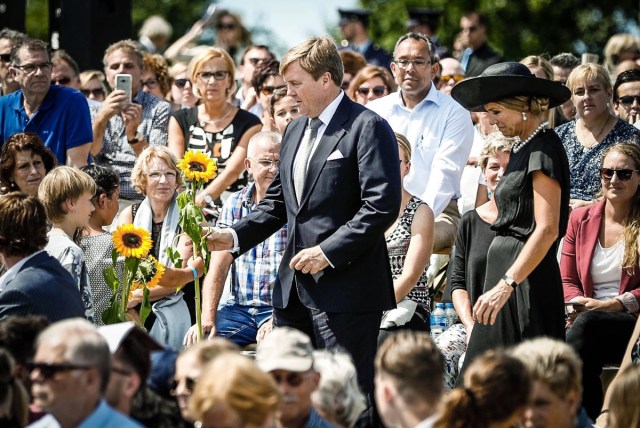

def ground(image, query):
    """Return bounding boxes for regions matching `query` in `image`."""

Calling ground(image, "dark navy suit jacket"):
[233,95,401,313]
[0,251,85,322]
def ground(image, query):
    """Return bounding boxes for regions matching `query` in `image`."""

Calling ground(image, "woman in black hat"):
[451,62,571,374]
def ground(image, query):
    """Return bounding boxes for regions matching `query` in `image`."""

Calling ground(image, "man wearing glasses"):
[613,68,640,129]
[0,28,27,96]
[458,11,502,77]
[28,319,142,427]
[0,38,92,168]
[368,33,474,253]
[236,44,276,111]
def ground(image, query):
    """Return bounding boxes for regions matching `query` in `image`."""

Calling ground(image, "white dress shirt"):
[367,86,475,216]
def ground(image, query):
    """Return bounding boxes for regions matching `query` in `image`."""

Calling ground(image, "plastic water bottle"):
[445,303,459,329]
[430,303,446,340]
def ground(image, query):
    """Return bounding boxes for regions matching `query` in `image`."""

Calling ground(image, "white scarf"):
[133,193,180,267]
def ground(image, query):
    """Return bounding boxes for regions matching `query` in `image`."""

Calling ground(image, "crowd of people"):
[0,4,640,428]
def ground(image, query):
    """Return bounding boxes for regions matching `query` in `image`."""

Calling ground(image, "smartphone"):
[564,302,586,307]
[115,74,132,103]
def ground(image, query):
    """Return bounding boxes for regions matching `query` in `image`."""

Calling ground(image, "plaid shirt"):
[217,183,287,307]
[91,91,171,200]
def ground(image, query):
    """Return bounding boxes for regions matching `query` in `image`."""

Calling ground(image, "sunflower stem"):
[120,259,130,322]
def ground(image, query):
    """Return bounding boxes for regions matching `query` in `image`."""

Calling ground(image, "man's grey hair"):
[247,131,281,159]
[393,33,436,62]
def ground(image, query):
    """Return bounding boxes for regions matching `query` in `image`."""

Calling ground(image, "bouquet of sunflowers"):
[167,150,217,342]
[102,224,165,326]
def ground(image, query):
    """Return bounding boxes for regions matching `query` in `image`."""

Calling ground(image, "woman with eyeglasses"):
[0,132,57,197]
[168,62,197,111]
[561,143,640,419]
[117,147,195,349]
[249,60,286,131]
[168,48,261,207]
[141,53,171,101]
[555,63,640,210]
[347,65,394,106]
[79,70,107,102]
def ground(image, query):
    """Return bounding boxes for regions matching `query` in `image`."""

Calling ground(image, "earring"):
[521,112,527,121]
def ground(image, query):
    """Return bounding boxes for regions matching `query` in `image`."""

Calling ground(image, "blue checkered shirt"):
[217,183,287,307]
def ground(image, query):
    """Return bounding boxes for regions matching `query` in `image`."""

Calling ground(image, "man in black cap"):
[406,7,450,59]
[338,8,392,69]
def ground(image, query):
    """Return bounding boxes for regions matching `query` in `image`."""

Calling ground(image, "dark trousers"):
[566,310,636,420]
[273,283,383,427]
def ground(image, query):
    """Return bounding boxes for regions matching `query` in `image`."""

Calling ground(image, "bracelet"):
[501,274,518,289]
[189,266,198,281]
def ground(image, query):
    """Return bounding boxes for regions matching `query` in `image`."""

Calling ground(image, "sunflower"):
[131,255,165,290]
[178,150,217,182]
[113,224,153,259]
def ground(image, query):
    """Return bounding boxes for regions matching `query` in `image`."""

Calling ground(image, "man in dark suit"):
[0,193,85,322]
[207,35,401,424]
[458,11,503,77]
[338,9,392,69]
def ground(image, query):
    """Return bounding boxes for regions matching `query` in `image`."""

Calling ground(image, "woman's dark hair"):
[0,132,57,192]
[0,347,29,426]
[269,87,289,117]
[0,193,48,257]
[252,59,281,93]
[80,164,120,199]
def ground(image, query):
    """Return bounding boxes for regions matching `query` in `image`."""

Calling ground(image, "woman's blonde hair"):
[38,166,96,223]
[188,47,236,98]
[190,353,281,426]
[604,33,640,73]
[130,146,183,196]
[601,143,640,273]
[608,364,640,428]
[477,131,514,170]
[395,133,411,161]
[566,63,613,94]
[520,55,554,80]
[494,95,550,115]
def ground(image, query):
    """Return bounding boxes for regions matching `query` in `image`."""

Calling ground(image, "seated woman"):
[555,63,640,209]
[118,146,194,349]
[347,65,395,106]
[439,132,512,389]
[561,143,640,419]
[378,134,434,343]
[0,132,57,197]
[434,351,531,428]
[38,166,96,323]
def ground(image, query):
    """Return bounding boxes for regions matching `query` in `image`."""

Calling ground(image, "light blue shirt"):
[367,87,474,216]
[27,400,144,428]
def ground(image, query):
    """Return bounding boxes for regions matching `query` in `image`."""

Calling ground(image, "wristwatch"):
[203,194,214,206]
[128,131,143,145]
[501,274,518,289]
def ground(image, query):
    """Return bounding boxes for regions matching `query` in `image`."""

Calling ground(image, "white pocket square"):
[327,150,344,161]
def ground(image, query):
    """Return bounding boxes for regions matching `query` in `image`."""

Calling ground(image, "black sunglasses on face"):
[174,78,191,88]
[618,95,640,107]
[271,371,304,387]
[170,377,197,396]
[357,85,386,97]
[600,168,640,181]
[27,361,92,380]
[51,76,72,85]
[261,85,286,96]
[81,88,105,97]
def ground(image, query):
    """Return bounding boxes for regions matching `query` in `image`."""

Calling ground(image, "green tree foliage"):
[360,0,639,61]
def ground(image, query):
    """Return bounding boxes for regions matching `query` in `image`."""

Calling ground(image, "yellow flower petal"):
[112,224,153,259]
[178,150,217,183]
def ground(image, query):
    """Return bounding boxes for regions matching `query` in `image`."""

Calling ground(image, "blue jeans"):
[215,302,273,347]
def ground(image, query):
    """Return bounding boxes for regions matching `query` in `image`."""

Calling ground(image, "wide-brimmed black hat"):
[451,62,571,112]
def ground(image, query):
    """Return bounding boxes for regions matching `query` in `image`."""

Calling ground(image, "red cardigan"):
[560,200,640,307]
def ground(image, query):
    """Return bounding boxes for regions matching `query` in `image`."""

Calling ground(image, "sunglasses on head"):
[216,23,236,30]
[441,74,464,83]
[357,85,386,97]
[170,377,198,396]
[27,361,92,380]
[174,78,191,88]
[0,53,11,63]
[261,85,286,96]
[618,95,640,107]
[271,371,305,387]
[51,76,72,85]
[81,87,105,97]
[600,168,640,181]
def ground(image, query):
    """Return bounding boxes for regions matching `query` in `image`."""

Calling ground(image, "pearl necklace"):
[512,121,549,153]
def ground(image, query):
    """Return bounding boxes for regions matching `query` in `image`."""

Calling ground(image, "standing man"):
[338,9,392,69]
[458,11,502,77]
[91,40,171,203]
[0,28,27,96]
[368,33,474,252]
[207,36,400,424]
[613,68,640,128]
[0,38,92,167]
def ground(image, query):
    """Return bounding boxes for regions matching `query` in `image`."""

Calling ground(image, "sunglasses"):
[81,88,105,98]
[170,377,197,396]
[0,53,11,63]
[441,74,464,83]
[51,76,72,85]
[216,23,236,30]
[271,371,304,387]
[261,85,286,96]
[174,78,191,88]
[27,361,92,380]
[600,168,640,181]
[198,70,230,82]
[248,58,269,66]
[618,95,640,107]
[357,86,386,97]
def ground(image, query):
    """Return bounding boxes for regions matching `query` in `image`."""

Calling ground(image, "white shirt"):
[367,86,475,216]
[0,250,44,292]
